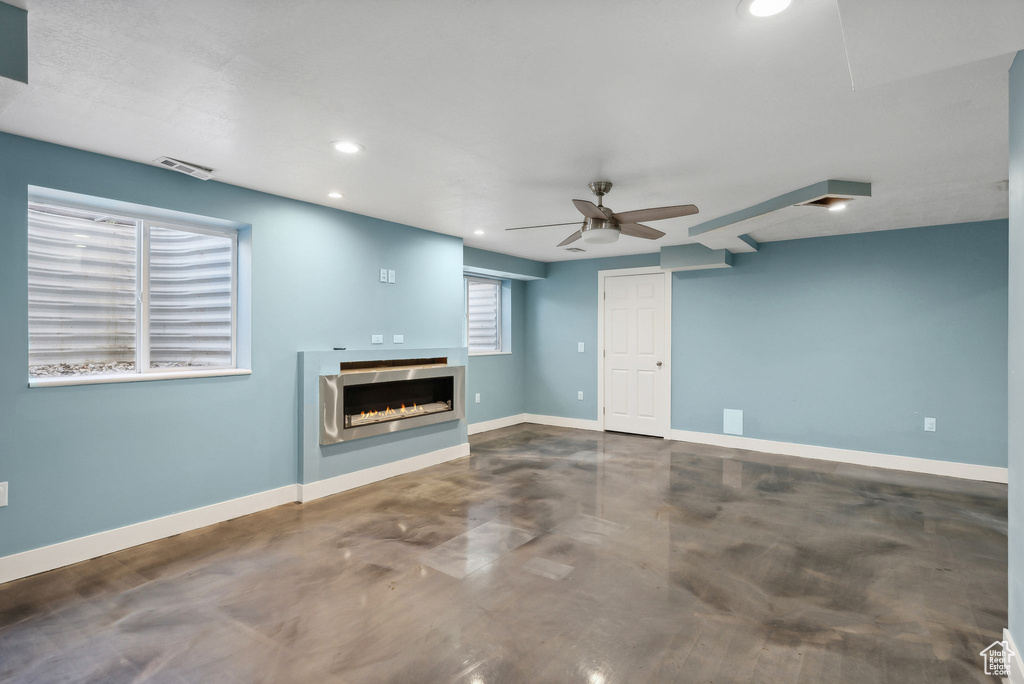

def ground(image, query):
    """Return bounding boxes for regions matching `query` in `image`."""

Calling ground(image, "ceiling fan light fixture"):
[581,219,620,244]
[744,0,791,17]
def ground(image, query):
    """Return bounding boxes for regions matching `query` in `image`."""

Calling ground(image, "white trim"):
[299,442,471,502]
[468,413,528,435]
[670,429,1008,483]
[29,367,252,388]
[0,441,473,585]
[597,265,668,277]
[1006,628,1023,684]
[468,350,513,357]
[597,265,672,438]
[523,413,602,431]
[0,485,299,585]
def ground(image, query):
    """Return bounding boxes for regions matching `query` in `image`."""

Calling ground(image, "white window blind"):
[466,277,501,352]
[28,202,236,380]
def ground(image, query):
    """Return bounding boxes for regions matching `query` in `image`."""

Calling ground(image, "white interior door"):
[603,273,668,437]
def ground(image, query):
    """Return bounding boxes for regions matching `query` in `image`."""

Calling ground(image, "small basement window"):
[465,276,510,354]
[27,196,247,385]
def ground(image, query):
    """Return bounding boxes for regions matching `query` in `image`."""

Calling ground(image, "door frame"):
[597,266,673,438]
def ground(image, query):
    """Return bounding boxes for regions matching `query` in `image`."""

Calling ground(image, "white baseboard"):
[0,441,472,585]
[1007,628,1023,684]
[523,413,602,431]
[298,442,471,503]
[670,430,1008,484]
[467,413,603,434]
[0,484,299,586]
[468,413,528,435]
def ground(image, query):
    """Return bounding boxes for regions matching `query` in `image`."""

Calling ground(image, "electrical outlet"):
[388,269,396,284]
[379,268,388,283]
[924,417,936,432]
[393,334,404,344]
[577,391,584,401]
[371,334,383,344]
[0,482,7,508]
[475,393,481,404]
[578,342,585,353]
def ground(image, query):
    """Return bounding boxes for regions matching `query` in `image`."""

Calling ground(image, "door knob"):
[656,361,663,367]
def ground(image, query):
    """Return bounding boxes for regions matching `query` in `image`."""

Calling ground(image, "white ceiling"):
[0,0,1020,262]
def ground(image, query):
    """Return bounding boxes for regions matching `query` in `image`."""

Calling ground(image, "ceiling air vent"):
[795,195,853,209]
[153,156,214,180]
[565,247,586,252]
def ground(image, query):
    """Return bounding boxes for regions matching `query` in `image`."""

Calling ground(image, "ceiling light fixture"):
[474,229,485,235]
[581,219,620,245]
[745,0,791,17]
[75,244,87,248]
[828,202,847,212]
[332,141,363,154]
[328,191,343,199]
[73,234,90,238]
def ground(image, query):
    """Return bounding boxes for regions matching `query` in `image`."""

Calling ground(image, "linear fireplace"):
[319,358,465,444]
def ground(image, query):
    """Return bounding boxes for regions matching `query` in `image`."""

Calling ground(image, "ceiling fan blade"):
[613,204,699,223]
[572,199,607,220]
[505,221,583,231]
[618,222,666,240]
[557,229,583,247]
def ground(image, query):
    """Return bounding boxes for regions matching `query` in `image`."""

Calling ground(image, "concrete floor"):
[0,424,1008,683]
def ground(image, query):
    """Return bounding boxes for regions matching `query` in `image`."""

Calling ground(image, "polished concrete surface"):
[0,425,1008,683]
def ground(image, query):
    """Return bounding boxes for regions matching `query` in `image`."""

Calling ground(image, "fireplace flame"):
[358,403,425,420]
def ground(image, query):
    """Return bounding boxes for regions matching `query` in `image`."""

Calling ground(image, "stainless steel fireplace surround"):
[319,360,465,445]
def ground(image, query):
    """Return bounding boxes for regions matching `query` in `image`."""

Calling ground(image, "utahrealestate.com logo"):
[980,640,1015,677]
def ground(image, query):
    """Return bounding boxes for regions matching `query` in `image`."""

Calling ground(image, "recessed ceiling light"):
[332,141,363,154]
[474,230,485,235]
[328,191,343,199]
[746,0,791,17]
[828,202,847,212]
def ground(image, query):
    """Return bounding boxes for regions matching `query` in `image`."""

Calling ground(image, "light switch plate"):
[578,342,585,353]
[371,334,383,344]
[379,269,388,283]
[577,391,584,400]
[924,417,936,432]
[388,269,396,284]
[475,393,481,404]
[393,334,404,344]
[0,482,7,507]
[723,409,743,436]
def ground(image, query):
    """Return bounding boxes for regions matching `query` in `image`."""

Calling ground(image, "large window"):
[28,201,237,381]
[465,276,503,353]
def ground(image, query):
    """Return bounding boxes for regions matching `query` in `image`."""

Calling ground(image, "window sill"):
[469,351,513,357]
[29,368,252,388]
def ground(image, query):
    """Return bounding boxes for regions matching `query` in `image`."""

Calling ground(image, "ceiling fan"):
[505,181,699,247]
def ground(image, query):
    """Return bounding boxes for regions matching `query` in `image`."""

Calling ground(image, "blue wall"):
[463,247,547,280]
[0,2,28,84]
[673,221,1007,467]
[0,132,464,558]
[520,222,1007,469]
[524,253,660,419]
[467,279,527,423]
[1008,51,1023,645]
